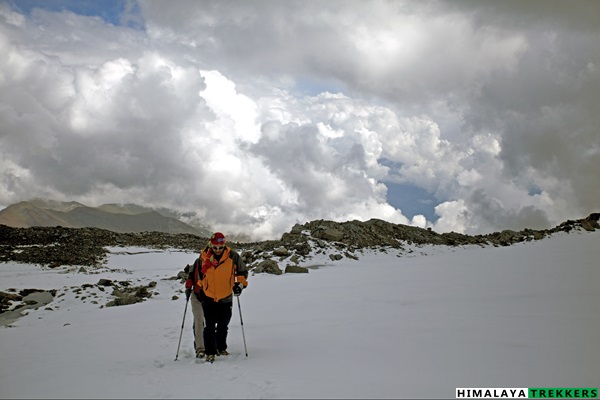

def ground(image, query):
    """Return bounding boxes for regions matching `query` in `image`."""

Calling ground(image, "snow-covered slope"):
[0,231,598,399]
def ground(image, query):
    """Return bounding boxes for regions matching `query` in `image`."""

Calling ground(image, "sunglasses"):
[212,245,225,251]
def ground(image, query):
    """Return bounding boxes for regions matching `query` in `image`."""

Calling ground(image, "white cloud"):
[432,200,468,233]
[199,70,261,143]
[1,1,599,238]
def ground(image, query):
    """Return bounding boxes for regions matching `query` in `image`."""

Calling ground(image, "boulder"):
[253,259,283,275]
[290,224,305,234]
[285,265,309,274]
[321,228,345,241]
[273,246,289,256]
[581,220,596,232]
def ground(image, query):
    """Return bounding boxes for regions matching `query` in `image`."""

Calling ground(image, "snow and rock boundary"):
[0,212,597,268]
[1,213,598,323]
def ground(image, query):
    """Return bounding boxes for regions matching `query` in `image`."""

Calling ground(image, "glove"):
[185,288,192,301]
[233,282,243,296]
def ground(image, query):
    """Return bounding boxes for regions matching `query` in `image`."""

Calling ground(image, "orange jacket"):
[198,247,248,303]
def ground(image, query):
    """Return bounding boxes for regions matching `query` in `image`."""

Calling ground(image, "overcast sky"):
[1,0,599,240]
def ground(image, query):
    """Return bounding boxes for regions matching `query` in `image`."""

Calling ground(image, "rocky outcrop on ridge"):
[0,213,598,316]
[0,213,598,268]
[239,213,599,266]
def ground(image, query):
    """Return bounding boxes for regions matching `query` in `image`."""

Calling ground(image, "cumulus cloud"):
[1,1,599,239]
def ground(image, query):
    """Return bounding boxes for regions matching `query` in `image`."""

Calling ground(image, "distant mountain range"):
[0,199,212,236]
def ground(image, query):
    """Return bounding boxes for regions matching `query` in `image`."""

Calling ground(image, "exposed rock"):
[106,282,155,307]
[0,289,55,325]
[0,291,22,313]
[290,224,305,235]
[1,212,599,317]
[581,220,596,231]
[0,225,206,266]
[318,228,345,241]
[585,213,600,227]
[580,213,598,231]
[285,265,309,274]
[253,259,282,275]
[106,296,140,307]
[273,246,289,256]
[1,212,599,273]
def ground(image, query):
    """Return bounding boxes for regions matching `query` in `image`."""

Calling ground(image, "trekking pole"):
[236,295,248,357]
[174,296,190,361]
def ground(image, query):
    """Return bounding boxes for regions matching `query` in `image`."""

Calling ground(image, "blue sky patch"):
[384,181,438,223]
[295,76,345,97]
[528,184,542,196]
[7,0,142,28]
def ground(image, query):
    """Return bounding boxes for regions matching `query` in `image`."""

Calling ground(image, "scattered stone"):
[0,291,22,313]
[1,212,599,314]
[105,281,155,307]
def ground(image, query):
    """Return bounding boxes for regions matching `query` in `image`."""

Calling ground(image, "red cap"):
[210,232,226,246]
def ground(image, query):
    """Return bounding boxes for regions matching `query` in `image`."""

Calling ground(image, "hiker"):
[198,232,248,363]
[183,257,206,358]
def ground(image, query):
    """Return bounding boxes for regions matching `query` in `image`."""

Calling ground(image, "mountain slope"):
[58,207,203,234]
[0,202,71,228]
[28,198,86,213]
[0,200,207,235]
[96,203,157,215]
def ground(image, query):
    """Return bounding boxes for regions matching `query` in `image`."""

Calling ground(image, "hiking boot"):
[196,350,205,359]
[218,349,229,356]
[205,355,215,363]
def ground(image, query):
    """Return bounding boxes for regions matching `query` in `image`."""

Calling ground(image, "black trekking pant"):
[201,299,233,356]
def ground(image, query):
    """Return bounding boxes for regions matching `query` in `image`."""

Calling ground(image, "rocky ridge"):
[0,213,598,317]
[1,213,599,268]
